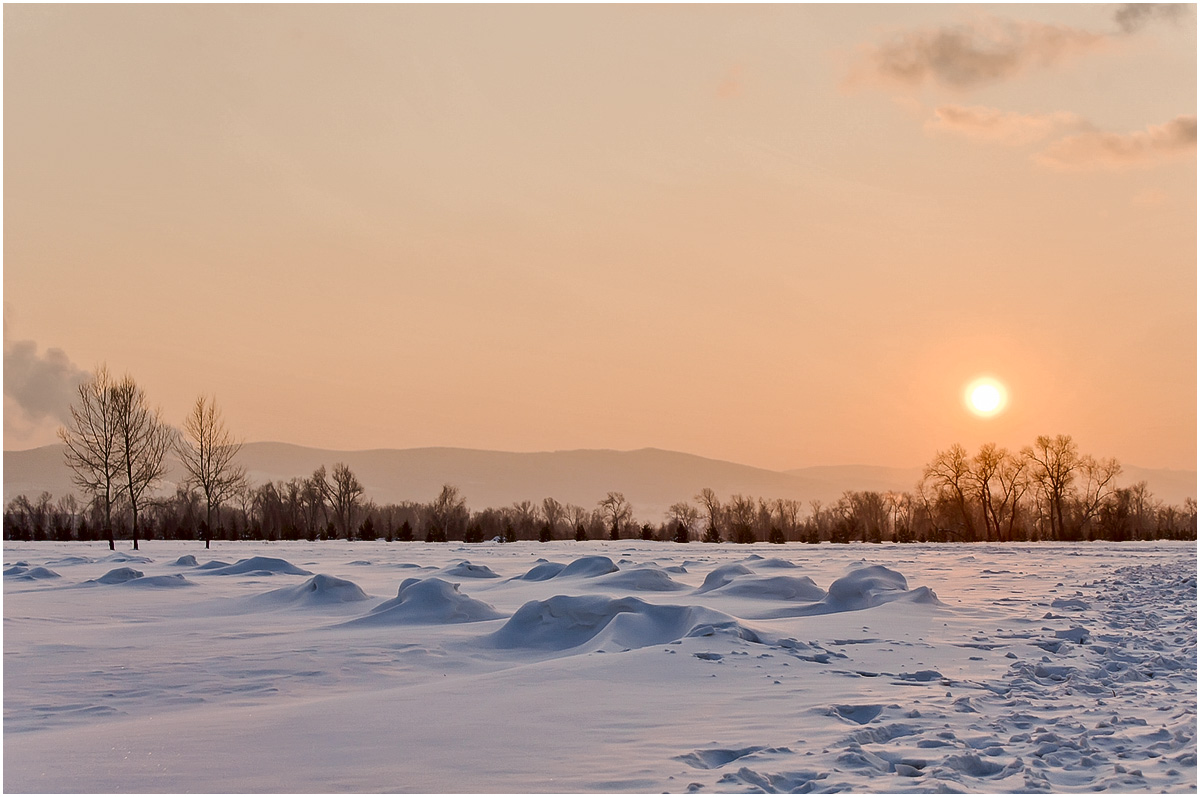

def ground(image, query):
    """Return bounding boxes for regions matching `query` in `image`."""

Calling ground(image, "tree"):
[598,492,632,540]
[726,494,757,544]
[427,484,467,542]
[59,365,123,550]
[1024,435,1082,540]
[1076,455,1121,536]
[326,462,365,541]
[302,467,329,540]
[922,444,977,541]
[541,497,566,541]
[111,374,173,550]
[666,501,699,543]
[397,518,414,542]
[696,488,723,543]
[994,450,1030,542]
[970,443,1006,542]
[177,395,247,549]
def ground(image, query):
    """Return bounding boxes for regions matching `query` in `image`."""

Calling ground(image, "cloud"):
[925,104,1087,146]
[850,16,1105,91]
[1035,115,1197,170]
[3,333,90,444]
[1113,3,1190,34]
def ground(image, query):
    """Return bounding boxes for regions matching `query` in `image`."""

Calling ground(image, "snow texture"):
[3,540,1195,794]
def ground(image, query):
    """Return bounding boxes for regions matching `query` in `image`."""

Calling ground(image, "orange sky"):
[4,4,1196,471]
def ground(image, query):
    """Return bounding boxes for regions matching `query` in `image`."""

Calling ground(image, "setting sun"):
[965,377,1008,417]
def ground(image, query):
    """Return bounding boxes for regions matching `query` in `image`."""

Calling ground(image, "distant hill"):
[4,444,1195,520]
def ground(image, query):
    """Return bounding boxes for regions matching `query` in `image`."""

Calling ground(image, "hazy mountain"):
[5,444,1195,519]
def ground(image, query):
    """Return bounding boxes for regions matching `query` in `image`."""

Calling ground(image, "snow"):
[3,540,1195,792]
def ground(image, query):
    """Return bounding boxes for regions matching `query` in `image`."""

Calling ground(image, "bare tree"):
[328,462,365,540]
[970,443,1006,542]
[177,395,247,549]
[695,488,723,543]
[774,498,803,541]
[111,374,173,550]
[1076,455,1122,535]
[598,492,633,540]
[302,467,328,540]
[922,443,977,541]
[59,365,123,550]
[726,494,757,544]
[666,501,700,542]
[994,451,1030,542]
[1023,434,1081,540]
[541,497,566,541]
[427,484,467,542]
[510,500,539,539]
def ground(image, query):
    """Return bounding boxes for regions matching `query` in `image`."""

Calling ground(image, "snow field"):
[3,540,1195,792]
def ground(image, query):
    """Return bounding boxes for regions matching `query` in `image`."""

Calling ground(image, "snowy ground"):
[4,540,1195,793]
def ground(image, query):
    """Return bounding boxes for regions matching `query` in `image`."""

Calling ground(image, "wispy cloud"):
[1035,115,1197,170]
[849,16,1105,91]
[925,105,1086,146]
[1113,3,1190,34]
[3,327,89,444]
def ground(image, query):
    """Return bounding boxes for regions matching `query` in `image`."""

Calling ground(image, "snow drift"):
[250,574,370,608]
[513,560,567,581]
[88,567,144,585]
[588,568,688,592]
[198,557,313,577]
[704,573,827,601]
[343,577,504,626]
[5,565,61,580]
[485,594,763,652]
[555,555,619,579]
[441,561,501,579]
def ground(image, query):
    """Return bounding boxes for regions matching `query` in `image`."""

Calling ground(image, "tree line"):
[4,368,1196,545]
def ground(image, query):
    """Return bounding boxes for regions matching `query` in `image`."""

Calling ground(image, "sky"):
[3,3,1196,472]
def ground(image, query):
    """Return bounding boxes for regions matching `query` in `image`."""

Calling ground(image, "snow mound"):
[555,556,619,579]
[590,568,688,592]
[812,565,941,613]
[91,567,144,585]
[102,553,152,564]
[252,574,370,607]
[200,557,313,576]
[694,563,755,593]
[706,574,827,602]
[750,565,942,618]
[345,577,504,626]
[195,560,233,570]
[122,574,194,588]
[441,561,501,579]
[43,556,94,566]
[6,566,61,580]
[485,595,762,652]
[513,560,567,581]
[827,565,910,605]
[750,558,800,569]
[172,555,199,567]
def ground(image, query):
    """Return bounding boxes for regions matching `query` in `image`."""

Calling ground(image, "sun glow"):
[965,377,1008,417]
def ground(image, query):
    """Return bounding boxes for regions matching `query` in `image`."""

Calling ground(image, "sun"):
[965,377,1007,418]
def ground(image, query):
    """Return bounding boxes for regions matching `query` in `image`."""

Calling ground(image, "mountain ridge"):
[4,443,1194,519]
